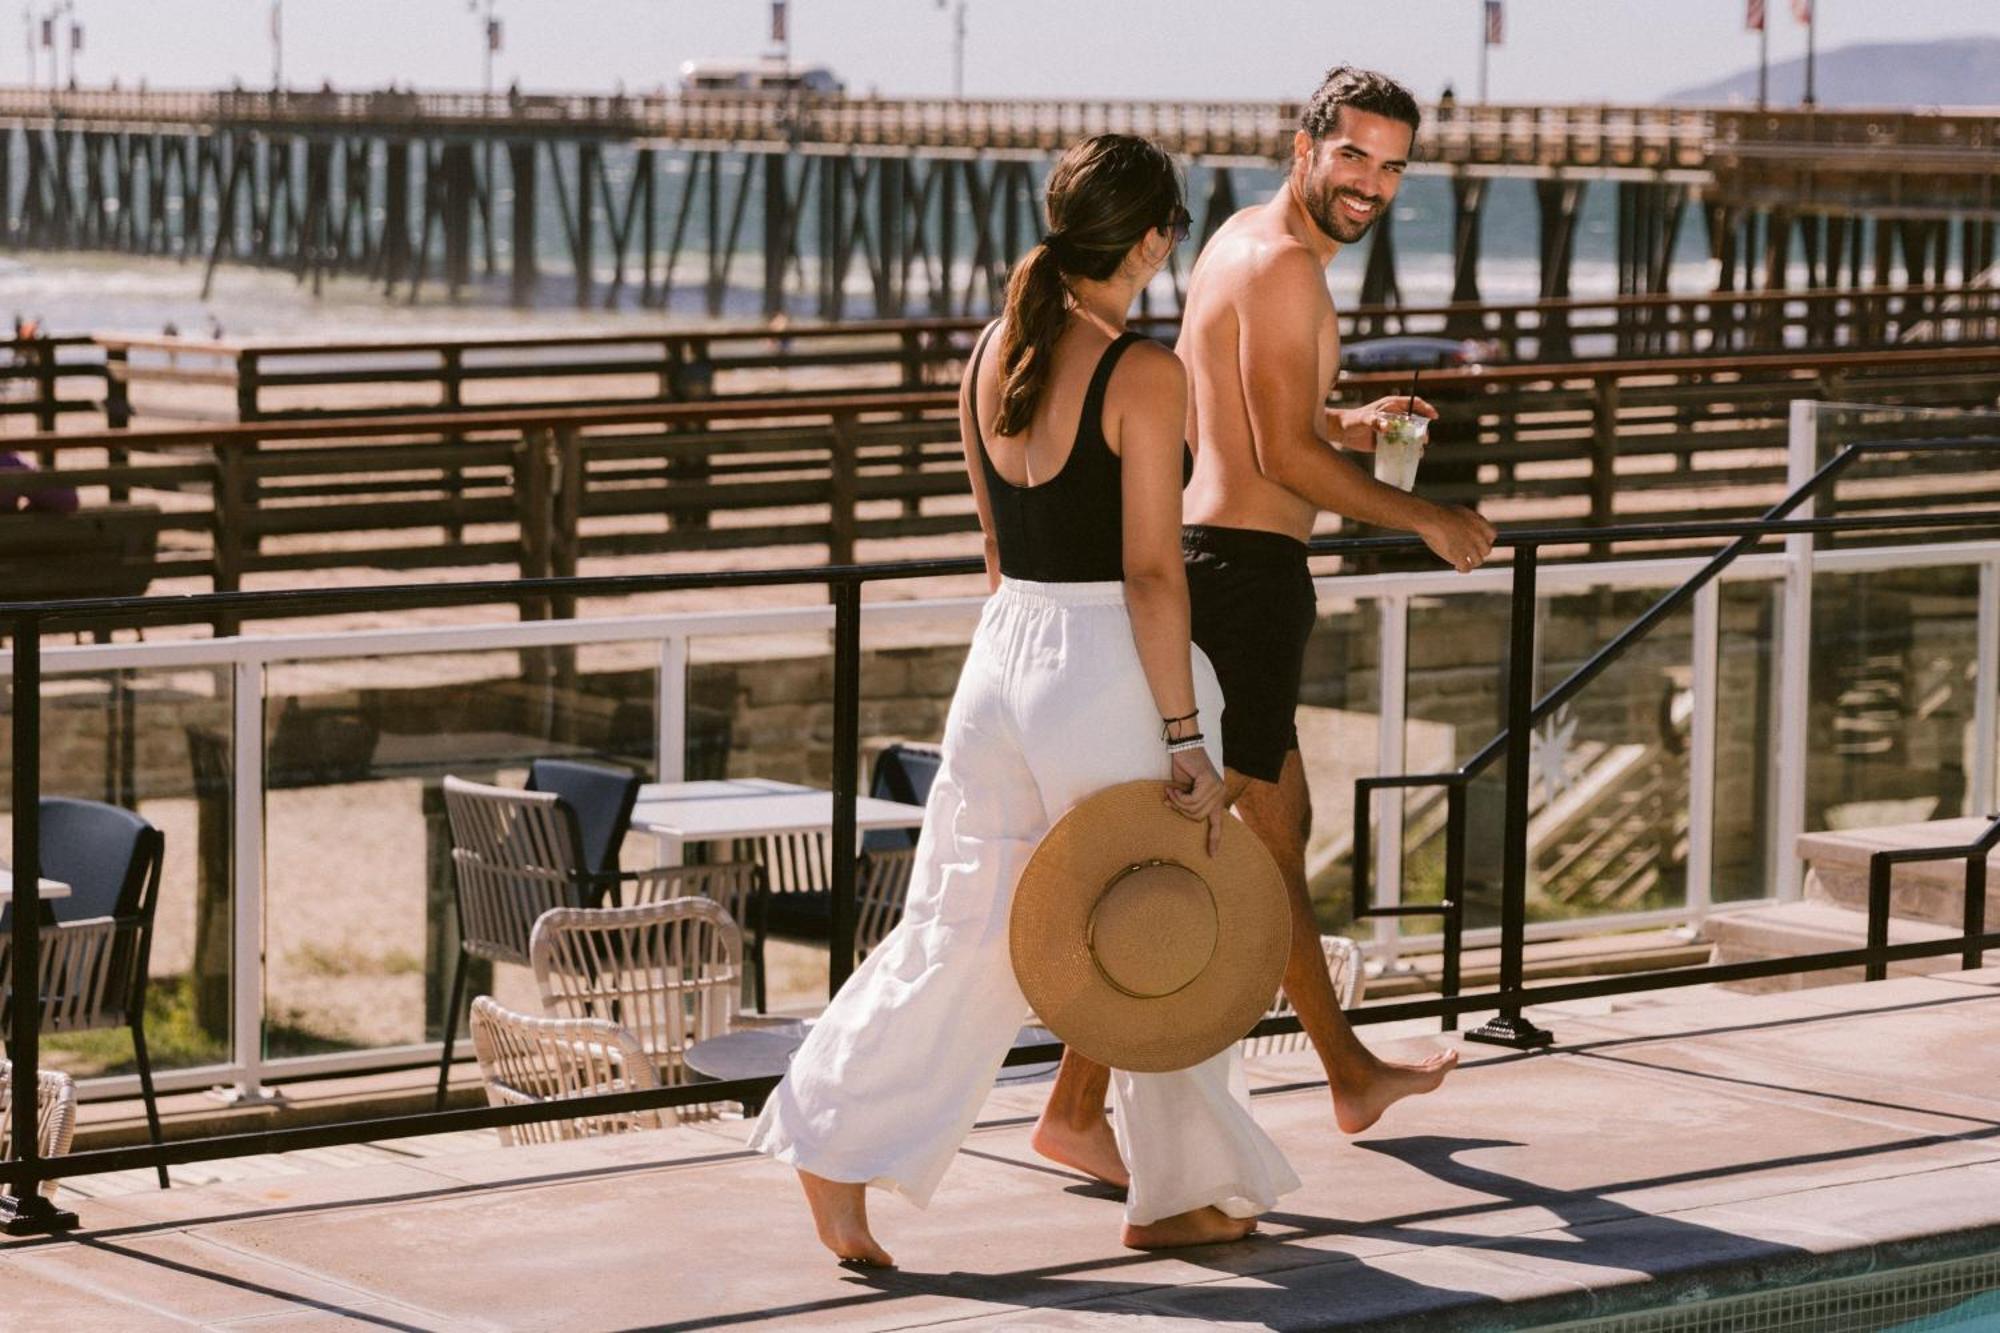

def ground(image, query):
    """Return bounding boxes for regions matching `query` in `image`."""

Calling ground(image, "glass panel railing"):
[1806,565,1984,834]
[1715,580,1782,904]
[1404,581,1695,935]
[1297,594,1381,937]
[2,664,237,1079]
[260,644,658,1062]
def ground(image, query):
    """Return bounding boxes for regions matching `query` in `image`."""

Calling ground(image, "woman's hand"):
[1165,746,1228,856]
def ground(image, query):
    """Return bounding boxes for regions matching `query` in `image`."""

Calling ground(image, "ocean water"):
[0,159,1726,340]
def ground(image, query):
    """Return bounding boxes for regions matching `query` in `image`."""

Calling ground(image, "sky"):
[25,1,2000,104]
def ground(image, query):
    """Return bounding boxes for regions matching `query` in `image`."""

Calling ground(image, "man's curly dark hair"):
[1299,65,1421,140]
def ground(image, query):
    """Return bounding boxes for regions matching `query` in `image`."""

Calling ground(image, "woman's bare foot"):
[1330,1046,1458,1135]
[1122,1206,1258,1251]
[1030,1111,1131,1188]
[797,1169,894,1267]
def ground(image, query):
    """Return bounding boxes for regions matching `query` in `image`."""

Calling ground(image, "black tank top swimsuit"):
[968,323,1191,584]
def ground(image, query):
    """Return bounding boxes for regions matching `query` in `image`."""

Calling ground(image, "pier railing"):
[0,87,1716,168]
[8,340,2000,610]
[66,283,1996,426]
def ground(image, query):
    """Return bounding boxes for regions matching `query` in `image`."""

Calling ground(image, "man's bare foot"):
[1030,1111,1131,1189]
[1122,1206,1258,1251]
[1331,1046,1458,1135]
[797,1169,894,1267]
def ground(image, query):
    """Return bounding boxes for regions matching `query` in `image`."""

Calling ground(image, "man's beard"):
[1305,182,1384,245]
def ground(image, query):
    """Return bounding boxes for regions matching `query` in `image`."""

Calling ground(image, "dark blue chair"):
[526,759,641,900]
[861,742,942,852]
[1,798,169,1188]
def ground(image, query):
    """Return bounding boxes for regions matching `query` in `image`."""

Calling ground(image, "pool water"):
[1537,1250,2000,1331]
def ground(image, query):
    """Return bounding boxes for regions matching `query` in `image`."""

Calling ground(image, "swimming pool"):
[1536,1249,2000,1331]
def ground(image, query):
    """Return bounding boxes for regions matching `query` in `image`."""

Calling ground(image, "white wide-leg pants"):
[748,577,1300,1225]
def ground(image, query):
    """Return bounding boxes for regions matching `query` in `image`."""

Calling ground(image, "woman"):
[748,134,1299,1266]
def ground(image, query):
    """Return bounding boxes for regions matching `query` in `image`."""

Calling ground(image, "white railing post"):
[1974,556,2000,818]
[1373,593,1409,970]
[1773,398,1820,900]
[1685,579,1720,929]
[221,658,279,1104]
[657,633,688,784]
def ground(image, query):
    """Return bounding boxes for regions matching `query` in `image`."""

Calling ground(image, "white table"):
[0,869,71,902]
[630,778,926,856]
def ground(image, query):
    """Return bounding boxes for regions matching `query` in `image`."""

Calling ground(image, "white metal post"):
[222,660,279,1103]
[657,634,688,784]
[1373,594,1409,968]
[1773,398,1820,900]
[1685,579,1720,928]
[1973,557,2000,818]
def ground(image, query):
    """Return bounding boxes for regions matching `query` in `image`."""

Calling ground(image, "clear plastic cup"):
[1372,412,1429,491]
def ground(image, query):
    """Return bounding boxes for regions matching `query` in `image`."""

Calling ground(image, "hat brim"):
[1010,780,1291,1073]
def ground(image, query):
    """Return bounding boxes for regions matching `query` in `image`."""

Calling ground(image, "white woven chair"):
[1241,936,1367,1059]
[0,1059,77,1199]
[436,776,717,1108]
[855,846,918,961]
[642,860,760,925]
[530,897,742,1119]
[467,996,663,1147]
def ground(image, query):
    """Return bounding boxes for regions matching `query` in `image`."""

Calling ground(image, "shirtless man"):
[1032,66,1496,1187]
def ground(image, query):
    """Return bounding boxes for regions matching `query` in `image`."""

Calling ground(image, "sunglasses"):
[1162,206,1192,245]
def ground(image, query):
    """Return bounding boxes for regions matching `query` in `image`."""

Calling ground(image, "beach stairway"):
[1702,816,2000,992]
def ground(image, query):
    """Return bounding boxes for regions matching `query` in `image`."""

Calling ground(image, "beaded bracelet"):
[1165,733,1208,755]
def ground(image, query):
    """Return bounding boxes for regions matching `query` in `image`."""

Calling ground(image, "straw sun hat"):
[1009,780,1291,1073]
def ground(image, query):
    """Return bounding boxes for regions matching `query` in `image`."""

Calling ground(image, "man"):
[1032,66,1496,1188]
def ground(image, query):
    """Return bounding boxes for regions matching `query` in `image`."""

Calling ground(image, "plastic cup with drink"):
[1372,409,1429,492]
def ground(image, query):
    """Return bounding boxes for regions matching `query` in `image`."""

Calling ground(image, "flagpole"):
[1802,2,1816,107]
[1477,1,1488,104]
[1758,11,1768,110]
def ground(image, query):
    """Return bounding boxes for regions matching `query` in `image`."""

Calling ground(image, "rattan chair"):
[854,846,918,962]
[735,742,940,1005]
[1241,936,1367,1060]
[436,775,709,1109]
[529,897,742,1117]
[467,996,663,1147]
[0,1059,77,1199]
[0,797,168,1188]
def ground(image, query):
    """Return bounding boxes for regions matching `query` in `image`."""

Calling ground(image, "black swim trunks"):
[1183,524,1316,784]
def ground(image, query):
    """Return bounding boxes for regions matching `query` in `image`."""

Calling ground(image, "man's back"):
[1177,201,1342,544]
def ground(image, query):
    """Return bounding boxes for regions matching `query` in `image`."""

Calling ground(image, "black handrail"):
[1350,435,2000,1046]
[6,498,2000,1232]
[1864,813,2000,981]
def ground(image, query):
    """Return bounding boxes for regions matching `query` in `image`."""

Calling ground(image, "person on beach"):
[1031,67,1498,1187]
[748,133,1300,1266]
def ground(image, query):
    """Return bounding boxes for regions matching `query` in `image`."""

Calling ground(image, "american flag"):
[1790,0,1811,21]
[1746,0,1765,32]
[1484,0,1503,47]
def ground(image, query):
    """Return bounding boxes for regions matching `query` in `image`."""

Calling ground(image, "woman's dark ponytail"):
[991,134,1182,439]
[995,242,1071,438]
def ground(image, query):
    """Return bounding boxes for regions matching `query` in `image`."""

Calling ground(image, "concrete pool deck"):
[6,968,2000,1330]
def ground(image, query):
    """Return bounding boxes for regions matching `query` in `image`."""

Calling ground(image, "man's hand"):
[1329,394,1438,452]
[1416,501,1496,573]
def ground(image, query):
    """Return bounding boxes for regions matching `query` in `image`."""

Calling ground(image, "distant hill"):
[1664,36,2000,108]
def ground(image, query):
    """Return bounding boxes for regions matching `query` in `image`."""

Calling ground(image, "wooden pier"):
[1,88,1995,317]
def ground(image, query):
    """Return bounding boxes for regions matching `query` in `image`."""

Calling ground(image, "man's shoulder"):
[1203,228,1326,303]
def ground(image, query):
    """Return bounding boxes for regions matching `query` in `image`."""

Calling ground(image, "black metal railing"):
[1350,435,2000,1045]
[5,492,2000,1232]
